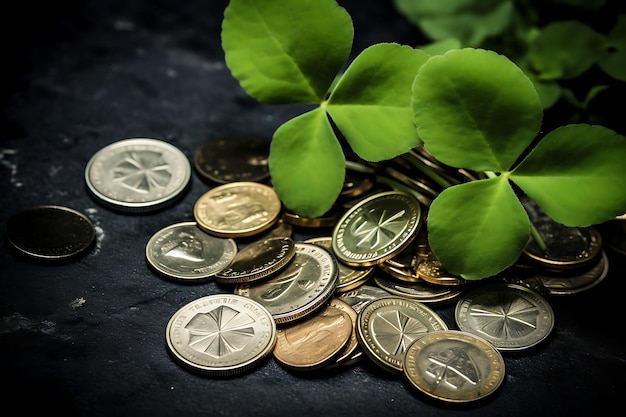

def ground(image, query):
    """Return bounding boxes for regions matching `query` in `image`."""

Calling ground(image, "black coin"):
[5,205,96,261]
[194,136,270,184]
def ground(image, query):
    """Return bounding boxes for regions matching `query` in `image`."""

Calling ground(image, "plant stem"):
[400,153,454,189]
[528,221,548,253]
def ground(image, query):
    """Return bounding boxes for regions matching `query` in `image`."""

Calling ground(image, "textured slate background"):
[1,1,625,416]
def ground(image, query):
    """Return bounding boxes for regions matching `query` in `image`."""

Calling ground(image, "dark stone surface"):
[1,1,624,416]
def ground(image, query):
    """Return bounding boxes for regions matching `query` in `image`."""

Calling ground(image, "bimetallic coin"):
[85,138,191,212]
[194,181,281,238]
[145,222,237,282]
[404,330,505,403]
[332,191,422,267]
[165,294,276,377]
[534,250,609,295]
[236,243,338,324]
[193,135,270,184]
[339,285,392,314]
[356,296,448,373]
[304,236,374,293]
[455,283,554,352]
[5,205,96,261]
[215,237,296,284]
[273,304,352,371]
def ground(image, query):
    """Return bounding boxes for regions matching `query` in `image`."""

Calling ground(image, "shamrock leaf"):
[327,43,430,161]
[427,176,530,280]
[413,48,543,172]
[511,124,626,226]
[269,108,345,218]
[221,0,353,104]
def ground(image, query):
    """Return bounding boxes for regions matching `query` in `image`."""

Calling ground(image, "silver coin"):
[534,250,609,295]
[235,243,338,324]
[165,294,276,377]
[455,283,555,352]
[338,284,392,313]
[145,221,237,282]
[85,138,191,212]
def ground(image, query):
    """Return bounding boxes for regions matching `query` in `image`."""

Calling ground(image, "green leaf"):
[427,176,530,280]
[327,43,430,161]
[511,124,626,226]
[393,0,514,46]
[221,0,353,104]
[269,108,345,217]
[412,48,543,172]
[526,21,605,80]
[598,15,626,81]
[417,38,462,56]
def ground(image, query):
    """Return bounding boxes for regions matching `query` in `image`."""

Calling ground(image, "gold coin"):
[272,304,352,371]
[165,294,276,377]
[193,181,281,238]
[332,191,422,267]
[403,330,505,403]
[356,296,448,373]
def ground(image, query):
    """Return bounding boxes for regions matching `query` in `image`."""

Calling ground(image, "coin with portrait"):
[146,221,237,282]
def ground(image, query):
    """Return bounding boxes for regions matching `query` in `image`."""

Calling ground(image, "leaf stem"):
[399,153,454,188]
[528,221,548,253]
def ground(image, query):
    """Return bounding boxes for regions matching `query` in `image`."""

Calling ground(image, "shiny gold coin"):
[332,191,422,267]
[416,249,466,287]
[165,294,276,377]
[281,205,343,228]
[404,330,505,403]
[193,181,281,238]
[272,304,352,371]
[356,296,448,373]
[378,262,421,283]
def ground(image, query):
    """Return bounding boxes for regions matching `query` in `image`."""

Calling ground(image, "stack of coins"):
[57,136,614,403]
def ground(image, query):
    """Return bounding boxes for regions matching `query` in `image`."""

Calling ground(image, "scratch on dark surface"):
[0,312,57,335]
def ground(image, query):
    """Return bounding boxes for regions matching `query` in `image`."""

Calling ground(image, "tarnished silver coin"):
[5,205,96,261]
[356,296,448,373]
[193,135,270,184]
[332,191,422,267]
[165,294,276,377]
[373,273,464,306]
[85,138,191,212]
[455,283,554,352]
[304,236,374,292]
[215,237,296,284]
[145,222,237,282]
[338,284,392,314]
[534,250,609,295]
[404,330,505,403]
[235,243,338,324]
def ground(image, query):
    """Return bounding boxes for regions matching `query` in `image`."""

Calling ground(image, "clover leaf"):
[222,0,428,218]
[413,48,626,279]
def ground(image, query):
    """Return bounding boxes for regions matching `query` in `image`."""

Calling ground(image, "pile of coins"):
[4,136,613,404]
